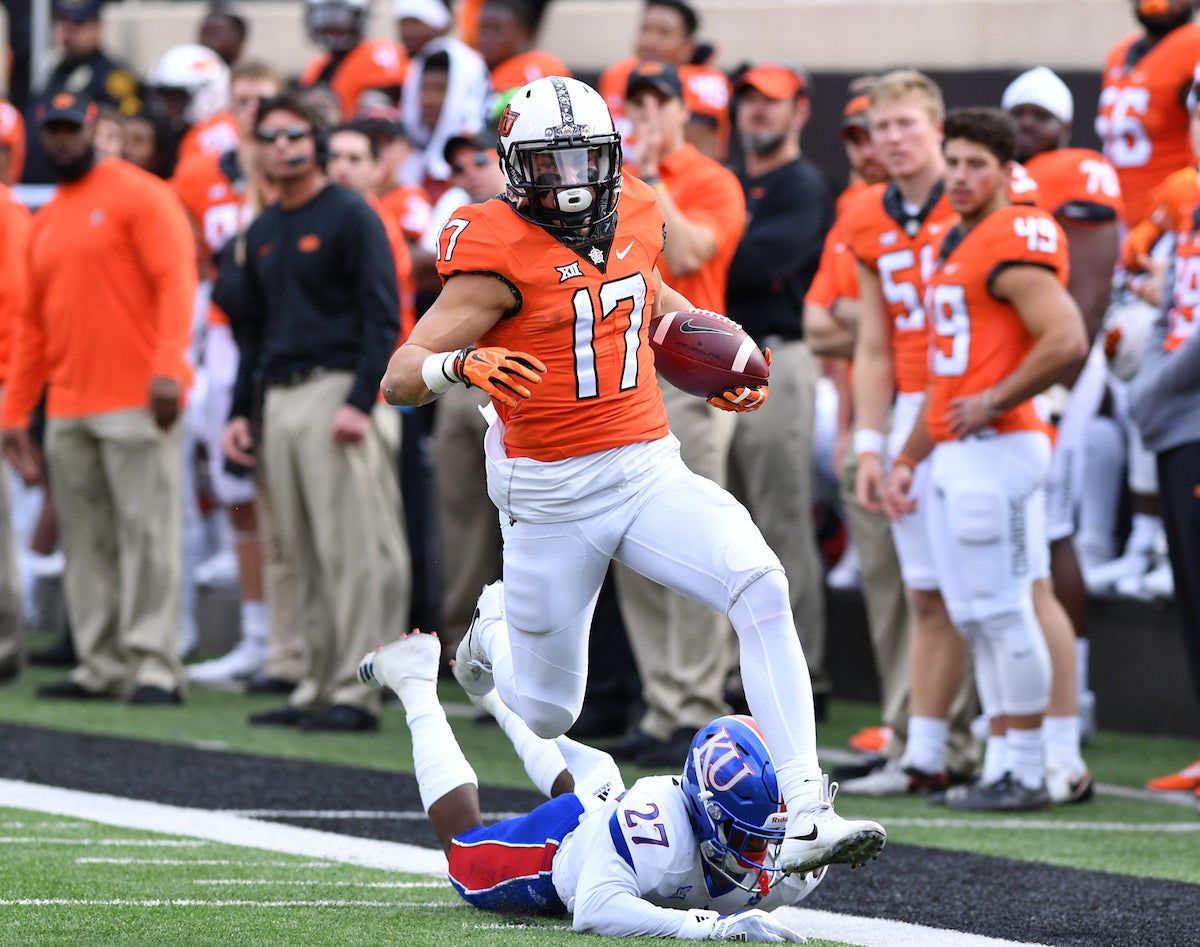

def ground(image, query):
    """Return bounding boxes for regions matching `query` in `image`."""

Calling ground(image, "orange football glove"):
[707,384,769,412]
[455,346,547,408]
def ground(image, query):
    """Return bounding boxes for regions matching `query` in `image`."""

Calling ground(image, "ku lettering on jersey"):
[1096,22,1200,226]
[923,204,1070,443]
[843,180,958,394]
[1024,148,1125,224]
[299,39,409,118]
[435,176,671,462]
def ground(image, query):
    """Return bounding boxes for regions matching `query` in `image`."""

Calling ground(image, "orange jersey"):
[435,177,671,462]
[379,183,433,244]
[177,113,240,166]
[0,185,33,383]
[652,143,745,312]
[599,58,732,157]
[1141,168,1200,351]
[366,192,416,344]
[1024,148,1125,224]
[1123,164,1197,267]
[0,100,26,184]
[3,159,196,427]
[807,180,873,310]
[923,205,1068,443]
[489,50,571,94]
[844,181,958,394]
[300,40,409,117]
[1095,23,1200,226]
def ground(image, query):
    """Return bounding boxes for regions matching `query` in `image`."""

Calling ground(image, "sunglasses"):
[452,152,491,174]
[256,126,311,144]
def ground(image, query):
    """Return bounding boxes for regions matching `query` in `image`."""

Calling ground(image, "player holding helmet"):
[359,625,821,940]
[381,75,886,879]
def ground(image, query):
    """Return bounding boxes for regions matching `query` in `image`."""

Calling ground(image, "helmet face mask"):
[498,76,622,239]
[681,715,787,897]
[147,44,230,126]
[306,0,369,52]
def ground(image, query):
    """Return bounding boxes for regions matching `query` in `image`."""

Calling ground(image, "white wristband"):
[421,351,461,394]
[853,428,885,457]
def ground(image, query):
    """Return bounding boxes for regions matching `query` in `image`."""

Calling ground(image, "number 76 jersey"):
[923,204,1068,444]
[435,177,672,463]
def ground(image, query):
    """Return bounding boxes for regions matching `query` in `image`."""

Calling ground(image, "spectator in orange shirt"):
[0,159,33,684]
[299,0,408,117]
[476,0,569,96]
[1,92,198,705]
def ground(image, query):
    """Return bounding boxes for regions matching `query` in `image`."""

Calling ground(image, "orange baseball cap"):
[735,64,809,101]
[840,93,872,137]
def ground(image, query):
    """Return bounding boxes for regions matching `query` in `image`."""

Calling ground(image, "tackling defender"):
[359,626,820,941]
[379,75,885,876]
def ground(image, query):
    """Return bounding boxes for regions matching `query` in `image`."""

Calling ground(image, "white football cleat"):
[453,582,505,697]
[187,637,268,686]
[357,631,440,694]
[1046,763,1095,805]
[779,776,887,876]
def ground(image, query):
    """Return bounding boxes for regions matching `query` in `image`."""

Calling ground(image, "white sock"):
[1006,727,1045,790]
[1127,513,1161,555]
[1075,638,1090,696]
[904,716,950,774]
[981,733,1009,785]
[240,600,268,645]
[1043,716,1085,772]
[405,701,478,813]
[472,690,566,798]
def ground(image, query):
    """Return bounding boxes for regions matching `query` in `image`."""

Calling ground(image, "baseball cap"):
[443,129,494,165]
[626,60,684,101]
[53,0,103,23]
[38,92,96,127]
[1001,66,1073,125]
[355,101,406,140]
[840,93,872,138]
[735,64,809,101]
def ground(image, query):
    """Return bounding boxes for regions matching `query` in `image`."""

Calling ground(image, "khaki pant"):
[254,466,308,684]
[0,447,25,674]
[614,378,737,739]
[46,409,184,695]
[263,372,411,714]
[432,384,502,658]
[727,340,830,696]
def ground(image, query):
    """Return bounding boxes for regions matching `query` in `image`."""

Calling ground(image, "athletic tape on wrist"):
[853,428,885,457]
[421,351,461,394]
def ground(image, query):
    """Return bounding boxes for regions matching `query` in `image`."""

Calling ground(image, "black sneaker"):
[831,755,889,783]
[300,704,379,733]
[249,704,310,727]
[245,676,298,696]
[943,772,1050,812]
[128,685,183,706]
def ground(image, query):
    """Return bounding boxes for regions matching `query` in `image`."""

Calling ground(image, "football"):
[648,309,769,398]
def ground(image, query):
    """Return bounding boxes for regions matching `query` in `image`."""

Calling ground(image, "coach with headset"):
[223,90,412,733]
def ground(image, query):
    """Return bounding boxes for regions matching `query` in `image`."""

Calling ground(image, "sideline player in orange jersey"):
[381,75,887,878]
[476,0,569,95]
[845,71,974,796]
[300,0,408,117]
[146,44,238,170]
[884,108,1088,811]
[1003,67,1124,795]
[1096,0,1200,228]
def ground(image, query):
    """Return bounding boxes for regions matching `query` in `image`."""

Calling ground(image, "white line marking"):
[1097,783,1198,807]
[0,837,209,846]
[224,809,525,821]
[0,778,1056,947]
[884,818,1200,831]
[193,880,445,888]
[77,859,338,867]
[0,899,461,908]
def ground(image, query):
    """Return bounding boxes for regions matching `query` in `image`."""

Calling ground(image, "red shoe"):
[849,725,893,755]
[1146,759,1200,792]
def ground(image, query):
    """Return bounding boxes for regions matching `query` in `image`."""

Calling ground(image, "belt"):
[266,366,332,389]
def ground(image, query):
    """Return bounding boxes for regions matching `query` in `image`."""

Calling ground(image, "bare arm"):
[653,269,696,317]
[1062,219,1118,349]
[805,299,859,359]
[380,273,517,406]
[656,186,719,277]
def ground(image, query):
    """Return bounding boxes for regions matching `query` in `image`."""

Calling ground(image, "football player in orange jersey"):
[1003,67,1125,798]
[300,0,408,118]
[1096,0,1200,228]
[381,75,887,878]
[146,44,238,171]
[846,71,978,796]
[883,108,1088,811]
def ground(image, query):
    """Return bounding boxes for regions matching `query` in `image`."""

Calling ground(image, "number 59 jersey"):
[436,176,672,462]
[923,205,1069,444]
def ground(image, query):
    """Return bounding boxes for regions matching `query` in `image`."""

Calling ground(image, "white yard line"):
[77,859,339,867]
[0,899,460,908]
[883,818,1200,831]
[192,880,445,888]
[223,808,526,821]
[0,777,1065,947]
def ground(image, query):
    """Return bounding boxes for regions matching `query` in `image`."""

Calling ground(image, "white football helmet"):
[497,75,622,237]
[306,0,371,53]
[1101,294,1158,382]
[147,44,231,125]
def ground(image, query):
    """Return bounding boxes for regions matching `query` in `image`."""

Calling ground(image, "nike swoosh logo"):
[615,240,635,260]
[793,825,818,841]
[679,319,735,335]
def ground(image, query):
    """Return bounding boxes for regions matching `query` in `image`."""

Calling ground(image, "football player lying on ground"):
[358,627,821,942]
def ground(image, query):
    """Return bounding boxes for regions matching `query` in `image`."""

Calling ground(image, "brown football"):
[647,309,769,398]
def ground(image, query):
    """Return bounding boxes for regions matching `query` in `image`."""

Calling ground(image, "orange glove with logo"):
[706,347,771,412]
[455,346,547,409]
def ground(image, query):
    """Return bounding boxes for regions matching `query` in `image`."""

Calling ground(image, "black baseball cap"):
[53,0,103,23]
[626,59,684,101]
[38,91,96,127]
[443,129,494,165]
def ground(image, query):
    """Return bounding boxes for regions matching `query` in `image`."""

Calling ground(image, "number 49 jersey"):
[435,176,671,462]
[923,205,1069,443]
